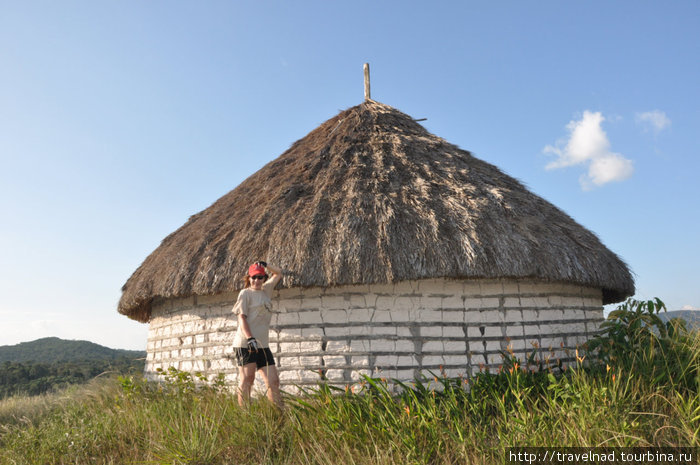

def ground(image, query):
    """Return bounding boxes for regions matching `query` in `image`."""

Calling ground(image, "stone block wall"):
[145,279,603,392]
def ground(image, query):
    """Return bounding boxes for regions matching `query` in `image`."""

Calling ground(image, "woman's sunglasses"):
[250,275,266,281]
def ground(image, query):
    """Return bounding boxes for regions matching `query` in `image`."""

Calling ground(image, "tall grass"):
[1,298,698,464]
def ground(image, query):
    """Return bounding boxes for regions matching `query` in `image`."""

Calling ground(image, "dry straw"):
[119,100,634,322]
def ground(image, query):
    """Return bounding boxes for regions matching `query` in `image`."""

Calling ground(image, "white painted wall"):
[145,279,603,392]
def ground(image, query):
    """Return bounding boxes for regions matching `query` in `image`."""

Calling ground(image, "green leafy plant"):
[588,297,698,392]
[589,298,667,361]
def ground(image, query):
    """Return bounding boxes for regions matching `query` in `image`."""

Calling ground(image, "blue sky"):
[1,2,698,350]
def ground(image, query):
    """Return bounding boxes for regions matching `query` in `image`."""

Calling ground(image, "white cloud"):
[635,110,671,134]
[584,154,634,189]
[681,305,699,311]
[544,111,634,189]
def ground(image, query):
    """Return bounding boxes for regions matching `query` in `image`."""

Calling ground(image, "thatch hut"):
[119,98,634,390]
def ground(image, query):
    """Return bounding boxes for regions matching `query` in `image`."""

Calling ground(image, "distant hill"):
[659,310,700,330]
[0,338,145,398]
[0,337,145,364]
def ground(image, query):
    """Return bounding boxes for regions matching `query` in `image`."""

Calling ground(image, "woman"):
[231,261,283,407]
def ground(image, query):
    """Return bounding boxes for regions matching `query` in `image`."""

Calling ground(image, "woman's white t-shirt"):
[232,281,275,348]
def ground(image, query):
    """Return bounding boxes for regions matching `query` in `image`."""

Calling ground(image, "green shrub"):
[587,297,699,392]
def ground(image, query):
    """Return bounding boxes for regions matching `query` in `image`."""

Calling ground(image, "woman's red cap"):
[248,263,266,277]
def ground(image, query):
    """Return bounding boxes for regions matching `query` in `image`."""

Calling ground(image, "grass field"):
[1,298,698,464]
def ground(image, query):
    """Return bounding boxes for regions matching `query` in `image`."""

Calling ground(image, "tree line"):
[0,357,144,398]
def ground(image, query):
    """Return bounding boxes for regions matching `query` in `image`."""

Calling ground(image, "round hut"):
[118,98,634,390]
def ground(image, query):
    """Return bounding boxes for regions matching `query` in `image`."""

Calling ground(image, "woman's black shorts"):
[233,347,276,368]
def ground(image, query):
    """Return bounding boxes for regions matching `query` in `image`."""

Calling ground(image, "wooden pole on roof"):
[364,63,371,101]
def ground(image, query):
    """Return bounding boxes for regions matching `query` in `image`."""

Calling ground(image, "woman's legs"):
[258,364,282,407]
[237,362,257,407]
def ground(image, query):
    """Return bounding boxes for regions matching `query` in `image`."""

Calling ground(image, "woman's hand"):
[247,337,260,352]
[264,263,283,287]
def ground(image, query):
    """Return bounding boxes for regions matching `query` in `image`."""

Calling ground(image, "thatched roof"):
[119,100,634,322]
